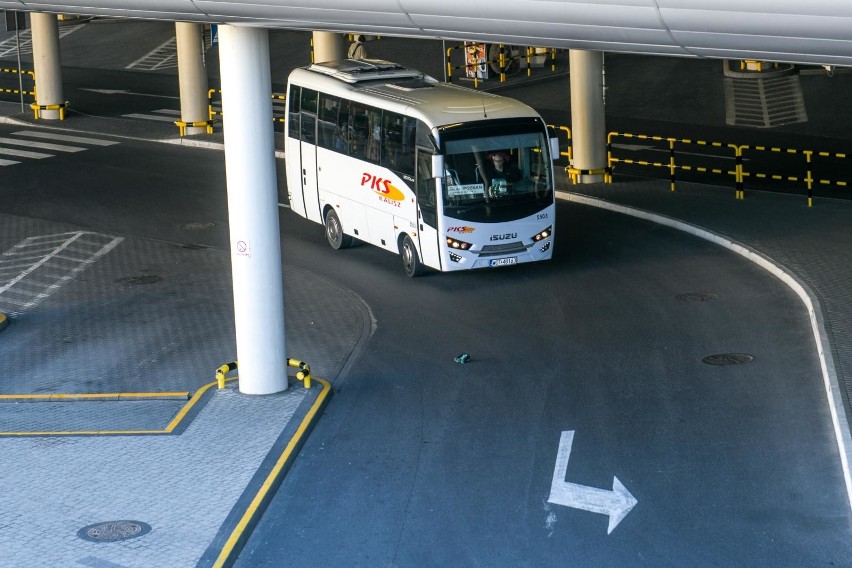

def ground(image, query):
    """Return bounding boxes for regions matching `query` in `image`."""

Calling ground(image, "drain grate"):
[675,292,719,302]
[77,520,151,542]
[702,353,754,366]
[181,222,215,230]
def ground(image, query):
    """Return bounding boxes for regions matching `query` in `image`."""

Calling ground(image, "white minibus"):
[285,59,555,276]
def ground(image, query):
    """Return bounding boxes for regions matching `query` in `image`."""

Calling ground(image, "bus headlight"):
[446,236,473,250]
[531,226,552,242]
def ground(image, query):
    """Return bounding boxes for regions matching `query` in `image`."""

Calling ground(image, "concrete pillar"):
[312,31,345,63]
[569,49,606,183]
[30,13,63,120]
[218,25,288,395]
[175,22,209,135]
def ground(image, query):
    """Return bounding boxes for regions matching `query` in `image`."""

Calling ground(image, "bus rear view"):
[285,59,556,276]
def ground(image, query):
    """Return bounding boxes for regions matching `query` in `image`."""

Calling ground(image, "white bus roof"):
[290,59,542,129]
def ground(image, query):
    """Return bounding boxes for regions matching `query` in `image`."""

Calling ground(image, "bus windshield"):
[441,128,553,223]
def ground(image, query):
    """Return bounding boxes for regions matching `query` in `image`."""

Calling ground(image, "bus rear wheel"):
[325,208,353,250]
[401,235,424,277]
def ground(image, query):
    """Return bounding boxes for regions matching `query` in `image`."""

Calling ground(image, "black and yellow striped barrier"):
[30,101,67,120]
[206,89,287,129]
[215,358,313,390]
[601,130,849,207]
[175,119,214,136]
[547,124,573,164]
[0,68,35,100]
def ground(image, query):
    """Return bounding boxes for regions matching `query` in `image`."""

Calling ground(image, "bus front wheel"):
[401,235,424,277]
[325,208,353,250]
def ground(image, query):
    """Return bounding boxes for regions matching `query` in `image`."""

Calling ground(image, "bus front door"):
[299,114,322,223]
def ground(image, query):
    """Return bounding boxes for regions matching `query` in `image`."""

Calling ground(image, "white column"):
[175,22,209,135]
[218,25,288,395]
[569,49,606,183]
[312,31,345,63]
[30,12,63,120]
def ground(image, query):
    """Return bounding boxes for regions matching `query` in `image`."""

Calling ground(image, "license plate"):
[490,257,517,267]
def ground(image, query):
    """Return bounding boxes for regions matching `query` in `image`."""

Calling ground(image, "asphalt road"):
[0,19,850,566]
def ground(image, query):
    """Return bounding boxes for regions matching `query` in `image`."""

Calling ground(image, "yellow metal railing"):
[600,130,849,207]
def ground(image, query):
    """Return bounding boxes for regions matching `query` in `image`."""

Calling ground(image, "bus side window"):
[350,102,372,162]
[382,112,415,178]
[317,94,340,151]
[299,88,318,144]
[300,89,317,144]
[287,85,300,139]
[366,108,382,164]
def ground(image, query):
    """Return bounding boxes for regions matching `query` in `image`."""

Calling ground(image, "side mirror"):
[549,137,560,160]
[431,154,443,179]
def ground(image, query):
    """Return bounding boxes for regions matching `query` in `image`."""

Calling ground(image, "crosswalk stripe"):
[0,137,85,153]
[0,147,52,159]
[0,158,21,166]
[12,131,119,146]
[153,109,181,116]
[122,113,177,122]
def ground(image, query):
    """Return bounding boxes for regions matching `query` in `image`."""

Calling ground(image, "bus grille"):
[479,241,528,257]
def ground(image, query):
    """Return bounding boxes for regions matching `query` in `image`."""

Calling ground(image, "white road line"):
[0,147,52,159]
[127,37,177,70]
[153,109,181,116]
[122,113,178,122]
[0,137,84,152]
[0,158,21,166]
[11,131,119,146]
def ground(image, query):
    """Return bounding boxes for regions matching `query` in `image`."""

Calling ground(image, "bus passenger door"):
[416,149,441,270]
[299,113,322,224]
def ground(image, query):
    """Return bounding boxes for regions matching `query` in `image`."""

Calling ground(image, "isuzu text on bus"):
[285,59,556,277]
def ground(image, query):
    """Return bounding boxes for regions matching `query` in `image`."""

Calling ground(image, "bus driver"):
[483,152,521,196]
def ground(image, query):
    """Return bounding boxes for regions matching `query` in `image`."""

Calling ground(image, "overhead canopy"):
[0,0,850,66]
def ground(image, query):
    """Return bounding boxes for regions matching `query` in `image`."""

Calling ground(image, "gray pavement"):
[2,30,852,565]
[0,204,373,566]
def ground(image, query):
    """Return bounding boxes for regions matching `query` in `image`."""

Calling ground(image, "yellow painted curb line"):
[212,377,332,568]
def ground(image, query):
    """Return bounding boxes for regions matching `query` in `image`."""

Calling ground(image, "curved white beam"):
[0,0,849,66]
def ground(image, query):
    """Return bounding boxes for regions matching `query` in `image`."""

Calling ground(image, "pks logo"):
[447,226,475,233]
[361,172,404,202]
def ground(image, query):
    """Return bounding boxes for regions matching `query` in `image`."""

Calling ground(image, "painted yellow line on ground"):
[213,377,332,568]
[0,392,190,402]
[0,384,219,437]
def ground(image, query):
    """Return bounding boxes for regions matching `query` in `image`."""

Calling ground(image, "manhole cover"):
[675,292,719,302]
[77,520,151,542]
[702,353,754,366]
[116,275,162,285]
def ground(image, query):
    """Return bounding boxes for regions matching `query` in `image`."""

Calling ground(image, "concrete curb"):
[558,190,852,513]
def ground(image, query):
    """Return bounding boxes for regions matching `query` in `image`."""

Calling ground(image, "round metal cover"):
[77,520,151,542]
[702,353,754,366]
[675,292,719,302]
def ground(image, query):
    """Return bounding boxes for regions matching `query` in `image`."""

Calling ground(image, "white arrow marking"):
[548,430,637,534]
[79,88,179,99]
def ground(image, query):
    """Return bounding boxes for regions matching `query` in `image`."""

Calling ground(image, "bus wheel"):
[325,209,353,250]
[401,235,424,277]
